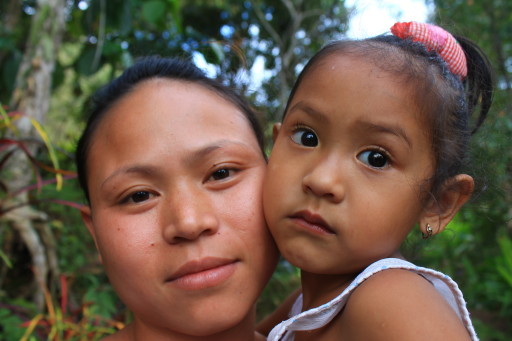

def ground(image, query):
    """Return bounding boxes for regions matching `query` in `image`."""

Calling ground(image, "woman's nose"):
[162,184,219,244]
[302,156,345,203]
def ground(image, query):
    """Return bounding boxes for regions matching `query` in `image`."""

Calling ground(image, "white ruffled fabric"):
[268,258,478,341]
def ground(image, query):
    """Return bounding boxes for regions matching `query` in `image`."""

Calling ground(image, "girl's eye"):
[210,168,231,181]
[291,128,318,147]
[357,150,389,168]
[124,191,152,204]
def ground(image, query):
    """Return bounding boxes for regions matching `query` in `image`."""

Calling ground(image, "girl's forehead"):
[287,53,428,136]
[300,51,423,109]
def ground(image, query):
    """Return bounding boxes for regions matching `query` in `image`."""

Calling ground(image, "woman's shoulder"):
[337,268,472,340]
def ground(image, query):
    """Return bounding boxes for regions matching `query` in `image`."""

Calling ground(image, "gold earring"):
[422,223,433,239]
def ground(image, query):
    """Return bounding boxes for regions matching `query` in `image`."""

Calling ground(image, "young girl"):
[264,22,493,340]
[75,56,278,340]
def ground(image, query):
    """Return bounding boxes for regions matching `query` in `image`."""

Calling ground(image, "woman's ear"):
[420,174,474,236]
[272,123,281,142]
[80,205,103,263]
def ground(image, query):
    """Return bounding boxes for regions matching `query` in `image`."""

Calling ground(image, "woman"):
[75,56,279,340]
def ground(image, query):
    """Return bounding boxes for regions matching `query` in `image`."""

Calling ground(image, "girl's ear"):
[80,205,103,263]
[419,174,474,236]
[272,123,282,142]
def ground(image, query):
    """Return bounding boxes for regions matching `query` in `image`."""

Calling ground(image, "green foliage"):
[403,218,512,338]
[0,275,123,340]
[497,236,512,288]
[0,307,25,340]
[256,259,300,321]
[19,280,121,341]
[1,0,510,339]
[425,1,512,337]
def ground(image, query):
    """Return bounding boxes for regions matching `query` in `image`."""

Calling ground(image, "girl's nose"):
[302,156,345,203]
[162,184,219,244]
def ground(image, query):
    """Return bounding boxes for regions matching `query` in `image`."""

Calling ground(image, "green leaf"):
[168,0,182,32]
[76,47,99,76]
[0,249,12,268]
[142,0,166,24]
[497,236,512,287]
[209,41,225,63]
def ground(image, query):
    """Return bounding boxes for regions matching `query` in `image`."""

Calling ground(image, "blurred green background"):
[0,0,510,339]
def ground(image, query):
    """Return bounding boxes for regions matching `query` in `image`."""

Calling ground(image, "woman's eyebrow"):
[185,140,253,166]
[100,140,253,188]
[101,165,158,189]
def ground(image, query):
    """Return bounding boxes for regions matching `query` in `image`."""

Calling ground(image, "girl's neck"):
[300,253,406,310]
[300,271,356,311]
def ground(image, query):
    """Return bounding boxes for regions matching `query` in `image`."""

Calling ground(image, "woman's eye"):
[126,191,152,203]
[357,150,389,168]
[210,168,231,181]
[291,128,318,147]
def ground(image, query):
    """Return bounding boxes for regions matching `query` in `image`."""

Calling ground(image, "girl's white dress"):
[268,258,478,341]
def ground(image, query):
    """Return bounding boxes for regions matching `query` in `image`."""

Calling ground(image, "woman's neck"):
[106,312,259,341]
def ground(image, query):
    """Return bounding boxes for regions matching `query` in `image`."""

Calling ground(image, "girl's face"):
[264,55,434,277]
[82,79,278,338]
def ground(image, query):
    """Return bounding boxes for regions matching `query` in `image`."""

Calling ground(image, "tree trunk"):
[0,0,22,67]
[2,0,67,310]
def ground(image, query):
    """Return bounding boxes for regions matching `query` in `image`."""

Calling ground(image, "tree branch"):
[250,0,284,49]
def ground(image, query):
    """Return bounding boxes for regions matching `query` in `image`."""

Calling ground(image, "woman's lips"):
[290,210,335,235]
[167,257,238,290]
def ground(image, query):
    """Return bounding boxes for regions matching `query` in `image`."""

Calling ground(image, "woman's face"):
[81,78,278,337]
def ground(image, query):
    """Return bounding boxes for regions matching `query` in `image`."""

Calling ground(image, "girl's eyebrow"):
[286,101,330,123]
[287,101,412,148]
[286,101,412,148]
[356,121,412,149]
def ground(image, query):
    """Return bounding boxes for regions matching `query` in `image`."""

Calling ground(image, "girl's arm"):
[338,269,472,340]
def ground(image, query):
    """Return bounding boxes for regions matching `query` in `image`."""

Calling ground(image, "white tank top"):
[268,258,478,341]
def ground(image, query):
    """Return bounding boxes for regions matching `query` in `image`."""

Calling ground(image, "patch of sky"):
[345,0,432,38]
[192,52,218,78]
[249,25,260,37]
[221,25,235,39]
[78,0,89,11]
[23,6,36,15]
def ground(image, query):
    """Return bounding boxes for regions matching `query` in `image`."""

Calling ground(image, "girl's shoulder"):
[337,268,471,340]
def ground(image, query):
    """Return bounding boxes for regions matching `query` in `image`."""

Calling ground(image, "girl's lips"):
[167,257,238,290]
[290,210,335,235]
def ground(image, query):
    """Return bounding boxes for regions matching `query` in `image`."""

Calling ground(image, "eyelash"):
[357,147,393,169]
[292,122,312,133]
[206,166,240,183]
[119,190,155,205]
[290,123,319,147]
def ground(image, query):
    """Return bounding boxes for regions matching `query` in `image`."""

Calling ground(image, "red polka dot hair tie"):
[391,22,467,80]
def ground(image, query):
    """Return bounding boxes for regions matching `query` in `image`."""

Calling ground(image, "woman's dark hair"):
[76,56,265,203]
[283,32,494,200]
